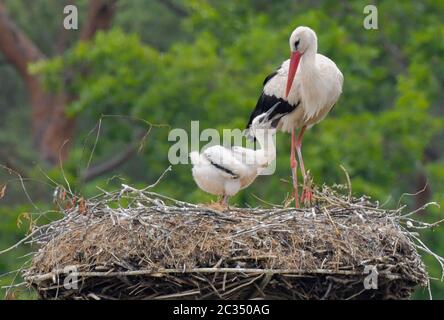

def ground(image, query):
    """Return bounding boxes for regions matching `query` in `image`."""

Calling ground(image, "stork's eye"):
[294,40,300,49]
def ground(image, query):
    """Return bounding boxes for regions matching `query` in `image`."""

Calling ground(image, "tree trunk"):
[0,0,116,165]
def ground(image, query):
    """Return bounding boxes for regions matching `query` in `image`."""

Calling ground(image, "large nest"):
[20,184,440,300]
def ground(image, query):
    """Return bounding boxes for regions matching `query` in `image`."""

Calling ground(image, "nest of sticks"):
[19,183,443,300]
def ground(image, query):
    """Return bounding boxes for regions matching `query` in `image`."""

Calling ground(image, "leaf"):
[17,212,31,229]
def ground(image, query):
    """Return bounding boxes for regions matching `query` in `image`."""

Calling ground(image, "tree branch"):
[80,130,146,183]
[54,0,77,54]
[0,0,118,165]
[0,2,45,80]
[80,0,117,41]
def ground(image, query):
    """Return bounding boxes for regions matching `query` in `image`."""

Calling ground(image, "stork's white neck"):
[254,129,276,166]
[298,43,329,121]
[299,45,317,74]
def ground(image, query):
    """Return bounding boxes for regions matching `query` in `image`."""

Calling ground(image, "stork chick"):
[190,104,280,206]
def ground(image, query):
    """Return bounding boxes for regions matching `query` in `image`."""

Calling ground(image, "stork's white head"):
[250,114,276,136]
[289,26,317,55]
[285,26,318,97]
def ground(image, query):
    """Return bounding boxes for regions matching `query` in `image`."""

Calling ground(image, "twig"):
[340,165,352,202]
[26,267,403,283]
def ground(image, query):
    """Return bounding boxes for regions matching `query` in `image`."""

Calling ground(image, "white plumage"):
[246,26,344,207]
[263,28,343,132]
[190,107,278,204]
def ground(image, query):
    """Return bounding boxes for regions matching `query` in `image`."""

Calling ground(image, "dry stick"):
[0,229,40,255]
[220,274,264,298]
[323,207,341,236]
[26,267,403,283]
[397,183,429,210]
[427,277,433,300]
[345,288,367,300]
[84,117,103,175]
[13,184,442,299]
[410,234,444,281]
[1,282,27,290]
[250,193,283,208]
[340,165,352,202]
[205,277,223,299]
[402,217,444,229]
[0,164,39,210]
[58,139,73,195]
[141,166,172,191]
[3,267,21,298]
[400,202,440,218]
[321,282,333,300]
[153,289,202,300]
[78,114,169,183]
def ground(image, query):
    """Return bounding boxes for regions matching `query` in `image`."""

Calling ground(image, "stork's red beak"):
[285,51,301,98]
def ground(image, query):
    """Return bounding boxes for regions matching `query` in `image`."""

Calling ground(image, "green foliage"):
[0,204,43,300]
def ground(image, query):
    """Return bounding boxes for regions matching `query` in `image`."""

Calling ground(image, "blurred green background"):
[0,0,443,299]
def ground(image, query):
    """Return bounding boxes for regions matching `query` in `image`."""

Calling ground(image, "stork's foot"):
[207,196,230,211]
[301,171,314,207]
[220,195,230,210]
[301,186,313,206]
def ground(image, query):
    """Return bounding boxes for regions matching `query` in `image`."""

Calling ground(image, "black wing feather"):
[246,93,299,129]
[263,70,278,86]
[246,70,299,129]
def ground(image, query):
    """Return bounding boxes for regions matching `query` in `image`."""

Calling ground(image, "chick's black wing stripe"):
[203,152,239,178]
[208,160,239,179]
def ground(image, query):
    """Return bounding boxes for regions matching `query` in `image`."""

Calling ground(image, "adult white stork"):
[190,103,281,206]
[246,26,343,207]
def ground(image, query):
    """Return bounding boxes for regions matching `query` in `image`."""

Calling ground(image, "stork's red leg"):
[219,195,230,210]
[296,126,307,175]
[296,126,313,204]
[290,128,300,208]
[222,195,230,209]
